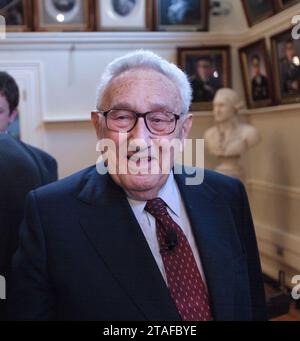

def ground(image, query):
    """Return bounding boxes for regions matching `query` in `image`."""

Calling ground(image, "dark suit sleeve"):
[8,191,55,321]
[25,145,58,184]
[36,150,58,183]
[237,181,267,321]
[0,165,8,320]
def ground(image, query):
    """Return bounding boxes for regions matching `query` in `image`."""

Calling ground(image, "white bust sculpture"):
[204,88,261,180]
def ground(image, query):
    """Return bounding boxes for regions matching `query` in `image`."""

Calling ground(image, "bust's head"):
[213,88,244,123]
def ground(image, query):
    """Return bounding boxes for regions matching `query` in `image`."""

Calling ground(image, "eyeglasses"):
[94,109,183,136]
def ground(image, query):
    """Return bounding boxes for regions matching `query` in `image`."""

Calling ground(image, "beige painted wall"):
[245,107,300,284]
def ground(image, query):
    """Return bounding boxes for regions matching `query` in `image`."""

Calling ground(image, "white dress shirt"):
[127,172,207,286]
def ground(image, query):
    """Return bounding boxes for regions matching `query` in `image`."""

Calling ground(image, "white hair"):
[96,50,192,114]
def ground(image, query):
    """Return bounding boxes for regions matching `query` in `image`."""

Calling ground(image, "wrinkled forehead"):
[101,68,181,108]
[108,68,178,93]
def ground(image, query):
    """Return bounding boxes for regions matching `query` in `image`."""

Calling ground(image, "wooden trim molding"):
[255,221,300,261]
[246,179,300,202]
[255,220,300,287]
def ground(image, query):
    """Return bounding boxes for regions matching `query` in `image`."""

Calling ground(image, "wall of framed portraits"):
[1,0,213,32]
[0,0,300,285]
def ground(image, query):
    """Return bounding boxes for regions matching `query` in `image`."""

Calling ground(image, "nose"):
[129,117,151,140]
[128,117,152,152]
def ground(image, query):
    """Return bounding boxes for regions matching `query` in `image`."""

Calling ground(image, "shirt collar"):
[158,171,180,217]
[127,171,181,218]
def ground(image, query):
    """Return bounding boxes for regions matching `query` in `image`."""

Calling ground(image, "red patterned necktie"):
[145,198,213,321]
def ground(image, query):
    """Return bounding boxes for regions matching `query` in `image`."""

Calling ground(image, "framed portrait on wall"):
[177,46,231,111]
[239,39,274,109]
[33,0,92,31]
[271,28,300,104]
[0,0,32,31]
[95,0,152,31]
[154,0,209,32]
[274,0,300,11]
[241,0,276,27]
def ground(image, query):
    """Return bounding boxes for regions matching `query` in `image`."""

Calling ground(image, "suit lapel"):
[175,173,244,321]
[76,167,247,321]
[77,169,181,321]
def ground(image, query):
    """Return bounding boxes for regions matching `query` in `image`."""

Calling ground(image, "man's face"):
[213,93,236,123]
[286,43,296,60]
[92,68,192,200]
[0,94,15,132]
[253,64,260,76]
[252,59,261,77]
[196,60,212,81]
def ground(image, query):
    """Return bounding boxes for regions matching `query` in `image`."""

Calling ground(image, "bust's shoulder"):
[239,123,259,136]
[239,123,260,145]
[204,125,218,139]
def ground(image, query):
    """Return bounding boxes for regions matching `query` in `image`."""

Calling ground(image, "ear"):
[180,113,193,140]
[9,110,18,124]
[91,111,103,140]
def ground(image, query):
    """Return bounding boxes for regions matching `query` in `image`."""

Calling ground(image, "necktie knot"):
[145,198,168,220]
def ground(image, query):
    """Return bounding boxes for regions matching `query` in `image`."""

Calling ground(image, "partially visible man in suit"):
[0,72,58,320]
[9,51,266,321]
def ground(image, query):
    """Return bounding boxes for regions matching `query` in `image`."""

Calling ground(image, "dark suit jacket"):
[8,165,267,321]
[0,134,57,320]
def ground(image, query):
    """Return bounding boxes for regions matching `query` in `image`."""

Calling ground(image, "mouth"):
[127,155,154,164]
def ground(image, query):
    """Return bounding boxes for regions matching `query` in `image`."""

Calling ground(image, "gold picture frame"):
[95,0,153,31]
[271,27,300,104]
[0,0,32,32]
[241,0,275,27]
[34,0,92,32]
[178,46,231,111]
[239,39,274,109]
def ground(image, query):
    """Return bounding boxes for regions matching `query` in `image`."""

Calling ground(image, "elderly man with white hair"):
[8,51,266,321]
